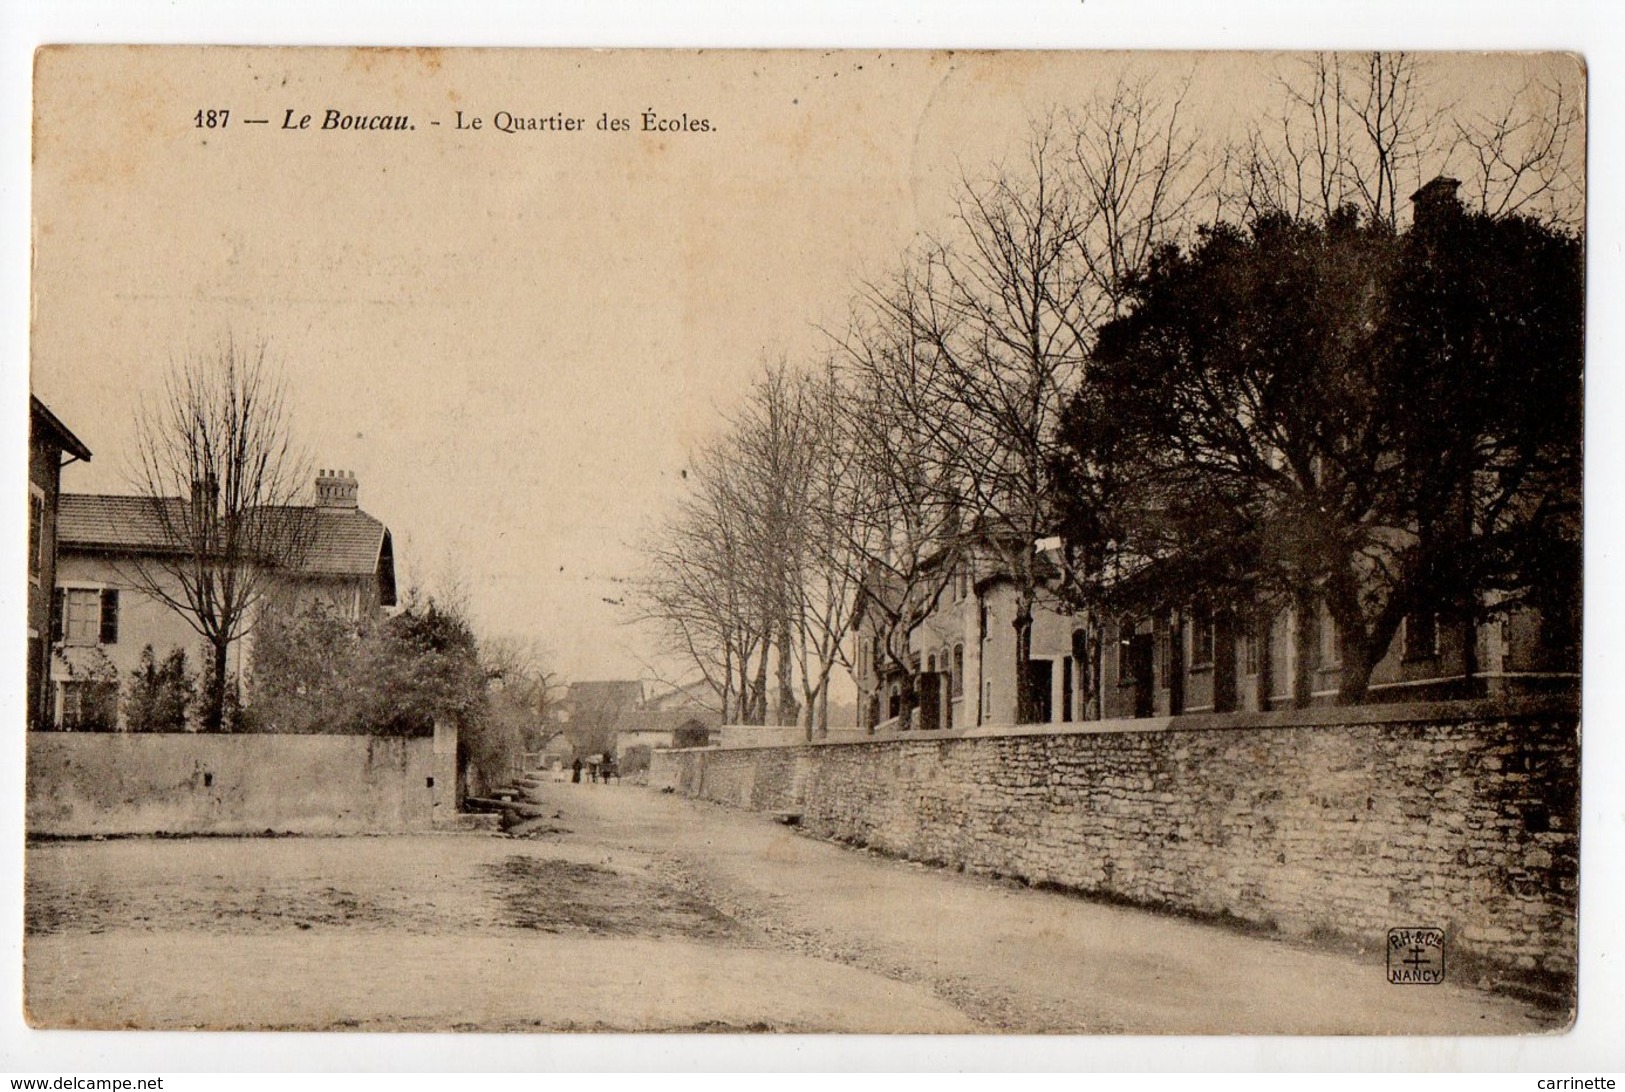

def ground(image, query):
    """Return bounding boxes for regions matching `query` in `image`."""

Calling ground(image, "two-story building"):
[853,541,1091,733]
[48,468,396,729]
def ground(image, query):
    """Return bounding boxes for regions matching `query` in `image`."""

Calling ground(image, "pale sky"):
[29,48,1580,685]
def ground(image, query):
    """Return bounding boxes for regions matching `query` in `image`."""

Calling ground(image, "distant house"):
[551,679,644,754]
[28,397,92,731]
[48,468,396,730]
[853,537,1082,733]
[613,708,717,759]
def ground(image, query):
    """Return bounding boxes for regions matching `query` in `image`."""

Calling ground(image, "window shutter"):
[51,588,64,644]
[99,589,119,645]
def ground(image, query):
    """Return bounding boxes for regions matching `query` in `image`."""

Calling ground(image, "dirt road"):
[25,782,1558,1033]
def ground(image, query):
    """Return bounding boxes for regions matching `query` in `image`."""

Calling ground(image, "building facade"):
[47,469,396,730]
[28,397,93,731]
[855,547,1576,733]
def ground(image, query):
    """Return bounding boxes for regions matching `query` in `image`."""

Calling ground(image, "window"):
[1404,611,1438,661]
[28,488,43,581]
[1190,603,1215,668]
[1117,620,1139,686]
[59,679,118,731]
[1242,631,1261,676]
[857,637,871,680]
[952,645,964,697]
[58,587,117,646]
[1313,608,1341,668]
[100,589,119,645]
[1062,656,1074,722]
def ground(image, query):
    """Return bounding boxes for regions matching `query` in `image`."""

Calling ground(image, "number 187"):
[194,109,229,128]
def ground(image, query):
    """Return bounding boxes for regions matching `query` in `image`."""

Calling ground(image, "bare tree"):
[1234,53,1447,227]
[854,87,1204,723]
[1453,72,1585,229]
[126,339,314,730]
[633,438,768,724]
[1234,52,1583,229]
[480,634,561,769]
[833,290,973,728]
[790,360,868,737]
[633,357,872,737]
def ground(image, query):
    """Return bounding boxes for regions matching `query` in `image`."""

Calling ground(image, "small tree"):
[246,600,362,733]
[126,339,314,731]
[619,744,653,777]
[124,646,196,733]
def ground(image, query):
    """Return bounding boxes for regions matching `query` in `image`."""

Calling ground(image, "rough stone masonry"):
[650,698,1578,996]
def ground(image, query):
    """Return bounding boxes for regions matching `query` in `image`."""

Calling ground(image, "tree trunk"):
[750,642,769,725]
[1328,586,1402,706]
[1334,631,1373,705]
[1256,612,1276,712]
[206,637,230,731]
[776,616,798,727]
[1291,593,1316,709]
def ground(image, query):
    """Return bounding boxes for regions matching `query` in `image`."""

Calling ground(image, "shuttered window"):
[61,587,118,645]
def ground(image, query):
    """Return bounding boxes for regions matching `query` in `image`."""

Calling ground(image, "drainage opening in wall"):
[426,777,435,788]
[203,772,213,787]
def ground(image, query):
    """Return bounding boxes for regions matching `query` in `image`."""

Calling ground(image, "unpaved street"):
[26,782,1558,1033]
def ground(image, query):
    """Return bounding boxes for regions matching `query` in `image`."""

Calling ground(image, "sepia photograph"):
[19,41,1592,1049]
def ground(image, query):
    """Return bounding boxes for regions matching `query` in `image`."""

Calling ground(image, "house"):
[613,708,717,759]
[854,534,1576,732]
[28,397,93,731]
[853,539,1089,732]
[550,679,644,752]
[48,468,396,730]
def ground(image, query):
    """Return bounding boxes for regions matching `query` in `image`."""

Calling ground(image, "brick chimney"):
[315,468,359,509]
[1410,176,1462,229]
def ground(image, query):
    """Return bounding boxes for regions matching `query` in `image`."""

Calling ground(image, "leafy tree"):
[125,645,196,733]
[247,600,362,733]
[619,744,653,776]
[350,596,485,737]
[1055,192,1581,703]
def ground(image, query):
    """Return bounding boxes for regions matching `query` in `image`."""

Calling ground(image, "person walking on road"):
[571,758,582,784]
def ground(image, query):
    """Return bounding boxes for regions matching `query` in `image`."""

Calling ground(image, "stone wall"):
[651,698,1579,991]
[28,731,442,835]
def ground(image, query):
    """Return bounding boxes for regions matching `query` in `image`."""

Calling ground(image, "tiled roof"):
[564,680,645,707]
[57,495,186,551]
[58,494,390,578]
[261,505,391,577]
[616,708,720,735]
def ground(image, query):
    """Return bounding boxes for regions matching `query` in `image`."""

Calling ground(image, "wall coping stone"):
[673,693,1578,754]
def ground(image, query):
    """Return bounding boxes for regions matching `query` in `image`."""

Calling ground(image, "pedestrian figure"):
[571,758,582,784]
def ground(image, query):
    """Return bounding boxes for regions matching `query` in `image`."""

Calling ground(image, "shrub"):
[125,645,195,732]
